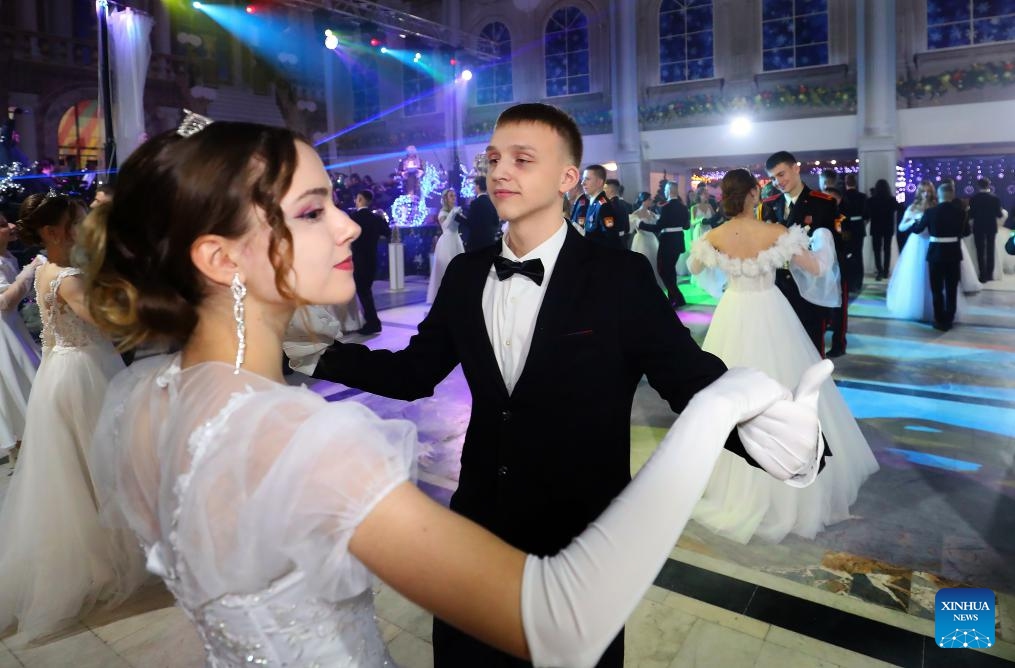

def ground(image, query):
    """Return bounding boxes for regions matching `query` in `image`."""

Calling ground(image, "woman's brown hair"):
[16,193,80,246]
[81,121,305,350]
[720,169,759,217]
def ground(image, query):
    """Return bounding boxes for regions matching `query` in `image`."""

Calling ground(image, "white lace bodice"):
[630,208,657,232]
[37,266,105,352]
[91,357,417,667]
[690,226,809,293]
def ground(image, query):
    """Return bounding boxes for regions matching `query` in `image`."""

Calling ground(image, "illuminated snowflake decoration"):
[0,161,34,200]
[420,162,442,201]
[460,163,477,199]
[390,194,429,227]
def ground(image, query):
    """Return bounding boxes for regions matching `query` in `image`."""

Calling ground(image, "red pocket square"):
[563,329,595,337]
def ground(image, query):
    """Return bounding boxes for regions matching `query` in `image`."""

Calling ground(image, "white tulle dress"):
[887,206,977,321]
[995,211,1015,280]
[427,206,465,304]
[0,252,41,452]
[90,355,417,666]
[630,208,664,290]
[0,267,145,645]
[688,228,879,543]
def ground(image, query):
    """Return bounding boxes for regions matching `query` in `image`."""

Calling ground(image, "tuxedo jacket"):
[911,201,970,264]
[968,191,1002,232]
[349,208,389,275]
[462,194,501,252]
[314,225,761,555]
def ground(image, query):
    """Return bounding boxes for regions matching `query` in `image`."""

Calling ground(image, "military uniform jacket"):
[646,199,691,253]
[569,193,589,228]
[761,185,843,255]
[968,191,1003,232]
[312,225,766,556]
[584,190,624,248]
[911,201,970,264]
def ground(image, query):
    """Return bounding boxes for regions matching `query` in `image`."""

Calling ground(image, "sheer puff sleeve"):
[176,390,419,603]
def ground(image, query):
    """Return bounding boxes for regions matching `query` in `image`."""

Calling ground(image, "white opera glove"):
[735,359,832,488]
[521,367,790,668]
[0,255,45,311]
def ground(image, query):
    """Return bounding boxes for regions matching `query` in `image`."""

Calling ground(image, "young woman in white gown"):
[0,213,43,456]
[0,194,145,646]
[993,209,1014,279]
[82,119,828,667]
[426,188,465,304]
[629,192,664,291]
[888,181,977,321]
[688,169,879,544]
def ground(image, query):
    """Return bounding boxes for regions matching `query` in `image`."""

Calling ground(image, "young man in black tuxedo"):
[910,182,970,330]
[349,189,389,334]
[968,177,1003,282]
[461,176,502,252]
[310,104,825,668]
[639,182,689,308]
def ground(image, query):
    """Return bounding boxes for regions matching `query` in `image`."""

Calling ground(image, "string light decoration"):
[420,162,441,202]
[0,162,34,200]
[459,163,476,199]
[390,194,429,227]
[899,156,1015,201]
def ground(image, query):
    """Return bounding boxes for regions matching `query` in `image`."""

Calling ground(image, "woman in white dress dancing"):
[688,169,879,543]
[0,213,43,459]
[0,194,145,646]
[427,188,465,304]
[629,192,664,291]
[82,119,827,667]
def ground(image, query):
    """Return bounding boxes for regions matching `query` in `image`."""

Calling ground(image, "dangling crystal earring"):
[231,273,247,374]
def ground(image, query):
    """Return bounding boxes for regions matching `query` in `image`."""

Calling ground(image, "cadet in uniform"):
[581,164,624,249]
[762,151,843,356]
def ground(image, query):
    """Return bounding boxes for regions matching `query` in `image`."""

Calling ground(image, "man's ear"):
[560,165,580,195]
[191,234,239,288]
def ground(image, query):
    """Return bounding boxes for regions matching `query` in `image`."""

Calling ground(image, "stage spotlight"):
[729,115,752,136]
[414,52,422,59]
[460,69,473,81]
[370,37,382,47]
[380,46,388,54]
[246,4,256,13]
[324,32,339,50]
[449,58,457,66]
[192,1,203,8]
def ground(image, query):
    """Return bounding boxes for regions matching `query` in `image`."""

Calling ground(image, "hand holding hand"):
[736,360,832,487]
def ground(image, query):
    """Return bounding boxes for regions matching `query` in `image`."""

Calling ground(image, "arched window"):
[350,59,379,123]
[544,6,590,97]
[659,1,714,83]
[403,65,436,116]
[477,22,513,105]
[927,1,1015,50]
[762,0,829,71]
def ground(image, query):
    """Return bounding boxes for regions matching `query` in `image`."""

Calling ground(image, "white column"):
[856,0,898,192]
[609,0,643,195]
[444,0,463,176]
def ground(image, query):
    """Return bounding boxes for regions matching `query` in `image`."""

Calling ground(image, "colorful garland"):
[897,60,1015,101]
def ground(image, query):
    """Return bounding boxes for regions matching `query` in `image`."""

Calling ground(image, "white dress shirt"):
[483,221,568,394]
[784,191,801,218]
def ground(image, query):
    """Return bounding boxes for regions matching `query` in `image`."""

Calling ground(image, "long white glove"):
[522,362,833,668]
[736,359,830,487]
[0,255,44,312]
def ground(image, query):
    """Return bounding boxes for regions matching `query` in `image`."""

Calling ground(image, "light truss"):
[275,0,497,60]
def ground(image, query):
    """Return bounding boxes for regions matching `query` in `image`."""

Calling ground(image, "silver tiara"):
[177,109,214,138]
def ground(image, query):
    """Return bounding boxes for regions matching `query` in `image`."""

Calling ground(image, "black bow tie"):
[493,256,545,285]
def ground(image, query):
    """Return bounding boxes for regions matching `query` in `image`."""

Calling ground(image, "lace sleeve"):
[176,393,418,602]
[688,236,726,299]
[761,225,810,267]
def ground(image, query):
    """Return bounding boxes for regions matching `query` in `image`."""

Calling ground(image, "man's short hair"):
[765,151,797,171]
[844,173,857,188]
[977,177,991,190]
[495,103,583,166]
[938,182,955,199]
[605,178,621,190]
[474,176,488,192]
[821,168,838,183]
[584,164,607,181]
[357,189,374,204]
[824,186,842,198]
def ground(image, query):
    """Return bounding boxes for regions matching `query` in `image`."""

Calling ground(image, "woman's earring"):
[231,273,247,374]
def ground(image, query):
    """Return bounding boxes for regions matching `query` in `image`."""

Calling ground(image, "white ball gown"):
[427,206,465,304]
[0,252,41,453]
[887,205,978,321]
[0,267,145,645]
[688,227,879,543]
[994,212,1015,280]
[629,208,664,291]
[90,355,417,666]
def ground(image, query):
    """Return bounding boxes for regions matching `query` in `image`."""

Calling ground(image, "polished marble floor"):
[2,273,1013,666]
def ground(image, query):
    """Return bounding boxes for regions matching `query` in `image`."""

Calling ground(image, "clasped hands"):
[706,360,832,488]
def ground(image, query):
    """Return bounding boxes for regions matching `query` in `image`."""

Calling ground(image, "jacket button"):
[501,410,511,422]
[497,465,509,477]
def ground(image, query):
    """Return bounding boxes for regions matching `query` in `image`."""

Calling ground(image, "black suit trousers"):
[928,261,960,325]
[657,239,684,305]
[973,227,996,281]
[433,618,623,668]
[872,230,893,275]
[776,269,824,355]
[354,263,380,328]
